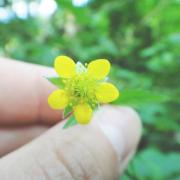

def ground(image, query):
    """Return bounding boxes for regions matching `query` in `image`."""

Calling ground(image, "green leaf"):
[63,105,73,118]
[112,89,169,108]
[63,115,78,129]
[124,148,180,179]
[46,77,64,88]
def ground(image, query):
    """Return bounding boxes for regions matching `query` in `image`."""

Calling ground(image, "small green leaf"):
[46,77,64,88]
[63,105,73,118]
[112,89,169,108]
[63,115,78,129]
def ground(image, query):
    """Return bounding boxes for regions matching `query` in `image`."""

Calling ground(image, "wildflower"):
[48,56,119,126]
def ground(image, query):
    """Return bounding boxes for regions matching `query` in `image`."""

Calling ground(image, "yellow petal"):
[48,89,69,109]
[74,103,93,124]
[87,59,110,80]
[54,56,76,78]
[96,82,119,103]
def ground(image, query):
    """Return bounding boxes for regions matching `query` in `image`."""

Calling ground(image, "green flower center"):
[64,73,99,108]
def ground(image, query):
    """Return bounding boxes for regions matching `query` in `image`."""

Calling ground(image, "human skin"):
[0,58,142,180]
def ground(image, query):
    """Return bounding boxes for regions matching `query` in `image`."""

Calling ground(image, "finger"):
[0,58,62,125]
[0,106,142,180]
[0,125,48,157]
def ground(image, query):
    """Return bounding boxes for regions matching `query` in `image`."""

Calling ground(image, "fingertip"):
[115,106,142,149]
[37,75,63,124]
[93,105,142,172]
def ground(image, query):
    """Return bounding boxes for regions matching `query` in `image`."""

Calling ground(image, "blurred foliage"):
[0,0,179,179]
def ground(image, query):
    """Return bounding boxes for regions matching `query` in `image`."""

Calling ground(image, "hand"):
[0,58,141,180]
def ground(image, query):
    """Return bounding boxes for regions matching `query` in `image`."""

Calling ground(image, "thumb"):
[0,106,141,180]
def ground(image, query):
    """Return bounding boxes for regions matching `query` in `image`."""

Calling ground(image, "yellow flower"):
[48,55,119,125]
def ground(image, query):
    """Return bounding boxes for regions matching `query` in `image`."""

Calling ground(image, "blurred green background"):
[0,0,179,179]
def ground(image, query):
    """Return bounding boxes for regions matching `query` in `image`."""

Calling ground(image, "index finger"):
[0,58,62,126]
